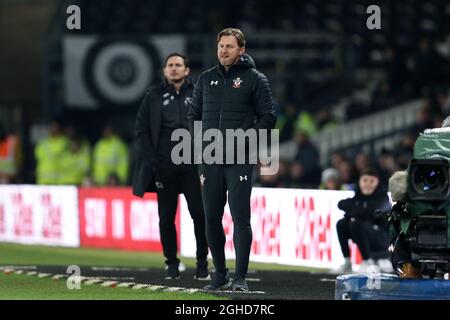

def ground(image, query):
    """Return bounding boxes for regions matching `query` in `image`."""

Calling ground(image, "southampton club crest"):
[200,174,206,187]
[232,77,242,89]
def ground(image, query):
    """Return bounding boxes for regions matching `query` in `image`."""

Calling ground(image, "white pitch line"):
[95,276,136,281]
[84,279,104,285]
[91,267,151,272]
[117,282,136,288]
[147,285,166,291]
[185,288,200,293]
[0,265,37,270]
[320,278,337,283]
[218,290,266,294]
[100,281,117,287]
[132,284,151,290]
[163,287,186,292]
[37,273,51,278]
[246,277,261,282]
[5,267,265,296]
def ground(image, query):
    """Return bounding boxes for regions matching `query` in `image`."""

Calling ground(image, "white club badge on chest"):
[232,77,242,89]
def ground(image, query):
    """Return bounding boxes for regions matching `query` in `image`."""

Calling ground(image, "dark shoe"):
[203,272,231,291]
[231,277,249,292]
[164,263,180,280]
[194,260,210,280]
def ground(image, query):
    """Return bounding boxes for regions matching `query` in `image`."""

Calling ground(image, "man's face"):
[359,174,379,195]
[163,56,189,83]
[217,35,245,68]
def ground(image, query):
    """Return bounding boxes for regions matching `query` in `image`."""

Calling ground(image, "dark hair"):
[164,53,189,68]
[217,28,246,47]
[360,167,379,178]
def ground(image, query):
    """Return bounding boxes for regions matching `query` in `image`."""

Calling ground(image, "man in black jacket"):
[188,28,277,291]
[132,53,209,281]
[332,167,392,274]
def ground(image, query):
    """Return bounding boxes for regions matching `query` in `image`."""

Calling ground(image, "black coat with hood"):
[338,184,391,223]
[187,53,277,162]
[132,79,194,197]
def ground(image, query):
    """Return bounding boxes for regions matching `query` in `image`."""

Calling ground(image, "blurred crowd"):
[0,120,130,187]
[1,87,449,189]
[1,36,449,189]
[253,38,450,192]
[254,89,449,191]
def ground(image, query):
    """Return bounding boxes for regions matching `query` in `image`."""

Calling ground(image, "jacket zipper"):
[217,77,227,156]
[177,91,182,128]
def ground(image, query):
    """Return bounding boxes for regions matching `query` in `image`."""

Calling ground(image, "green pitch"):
[0,242,321,271]
[0,272,219,300]
[0,242,321,300]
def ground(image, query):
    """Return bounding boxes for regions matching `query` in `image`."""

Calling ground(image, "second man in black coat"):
[133,53,209,281]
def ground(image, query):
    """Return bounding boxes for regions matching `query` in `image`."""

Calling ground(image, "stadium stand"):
[4,0,450,187]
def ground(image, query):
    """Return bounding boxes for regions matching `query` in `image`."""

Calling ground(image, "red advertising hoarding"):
[78,187,178,252]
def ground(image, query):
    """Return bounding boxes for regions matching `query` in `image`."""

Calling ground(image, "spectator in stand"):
[331,167,393,274]
[92,124,129,186]
[330,151,347,170]
[256,165,279,188]
[435,88,450,116]
[376,148,398,186]
[255,160,289,188]
[354,152,373,177]
[59,132,91,186]
[433,114,446,131]
[0,123,22,184]
[289,131,321,188]
[394,131,416,170]
[336,159,358,188]
[412,104,435,136]
[64,124,91,158]
[277,160,291,187]
[315,108,337,132]
[275,102,299,143]
[319,167,346,190]
[295,111,317,136]
[34,120,68,185]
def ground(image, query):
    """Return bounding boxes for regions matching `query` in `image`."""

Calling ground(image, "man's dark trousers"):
[155,163,208,266]
[199,163,254,279]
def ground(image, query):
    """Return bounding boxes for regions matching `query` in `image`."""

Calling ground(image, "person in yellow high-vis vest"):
[92,125,129,185]
[34,121,68,185]
[59,134,91,185]
[0,124,22,184]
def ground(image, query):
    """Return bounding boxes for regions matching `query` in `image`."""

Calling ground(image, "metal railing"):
[311,99,423,166]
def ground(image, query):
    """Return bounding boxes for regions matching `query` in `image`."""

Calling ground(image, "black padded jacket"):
[187,53,277,163]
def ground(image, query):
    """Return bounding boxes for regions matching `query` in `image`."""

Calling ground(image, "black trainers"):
[164,263,180,280]
[231,277,249,292]
[203,272,231,291]
[194,260,210,280]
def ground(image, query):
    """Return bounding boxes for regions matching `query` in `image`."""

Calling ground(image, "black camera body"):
[389,129,450,278]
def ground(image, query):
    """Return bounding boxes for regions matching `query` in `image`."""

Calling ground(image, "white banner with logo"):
[180,187,356,269]
[0,185,79,247]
